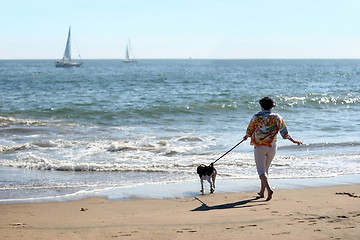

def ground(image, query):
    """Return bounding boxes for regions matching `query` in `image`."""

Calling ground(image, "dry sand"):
[1,185,359,240]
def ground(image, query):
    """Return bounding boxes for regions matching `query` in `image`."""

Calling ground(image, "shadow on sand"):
[191,196,266,212]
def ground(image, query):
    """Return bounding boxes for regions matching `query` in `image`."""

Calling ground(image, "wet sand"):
[1,185,359,240]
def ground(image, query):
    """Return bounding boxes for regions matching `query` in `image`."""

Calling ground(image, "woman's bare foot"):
[266,189,273,201]
[257,192,264,198]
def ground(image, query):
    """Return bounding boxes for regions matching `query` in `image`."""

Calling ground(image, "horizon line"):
[1,58,359,61]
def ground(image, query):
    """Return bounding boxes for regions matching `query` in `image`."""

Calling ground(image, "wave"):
[1,135,359,173]
[0,140,75,154]
[1,92,359,127]
[0,183,117,191]
[177,136,204,142]
[278,141,360,150]
[2,148,358,174]
[0,144,29,153]
[277,93,360,108]
[0,157,198,173]
[0,115,77,128]
[0,116,43,127]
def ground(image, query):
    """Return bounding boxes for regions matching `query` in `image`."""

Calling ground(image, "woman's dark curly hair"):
[259,97,275,110]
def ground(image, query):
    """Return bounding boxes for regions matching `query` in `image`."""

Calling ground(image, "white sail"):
[125,45,130,59]
[56,26,82,68]
[123,38,137,63]
[62,27,71,62]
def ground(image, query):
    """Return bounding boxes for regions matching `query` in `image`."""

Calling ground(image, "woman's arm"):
[288,137,303,145]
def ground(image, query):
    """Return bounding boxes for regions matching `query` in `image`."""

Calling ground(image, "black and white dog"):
[197,163,217,194]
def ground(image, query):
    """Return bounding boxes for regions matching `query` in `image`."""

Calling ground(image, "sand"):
[1,185,359,240]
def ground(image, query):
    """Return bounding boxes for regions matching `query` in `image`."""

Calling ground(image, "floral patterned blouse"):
[246,110,291,147]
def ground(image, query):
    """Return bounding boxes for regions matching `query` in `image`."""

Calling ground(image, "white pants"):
[254,142,277,176]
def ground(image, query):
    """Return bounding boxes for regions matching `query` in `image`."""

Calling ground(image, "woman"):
[243,97,302,201]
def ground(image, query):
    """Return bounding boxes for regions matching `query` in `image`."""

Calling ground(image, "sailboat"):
[56,27,83,67]
[123,39,137,63]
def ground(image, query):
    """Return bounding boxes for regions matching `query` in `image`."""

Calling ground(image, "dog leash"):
[211,139,245,165]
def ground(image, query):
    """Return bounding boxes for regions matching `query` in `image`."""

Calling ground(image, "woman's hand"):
[289,138,302,145]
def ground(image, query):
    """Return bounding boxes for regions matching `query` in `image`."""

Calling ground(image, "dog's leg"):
[211,173,216,193]
[200,178,204,194]
[206,176,214,194]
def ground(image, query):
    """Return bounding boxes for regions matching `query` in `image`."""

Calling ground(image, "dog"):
[197,163,217,194]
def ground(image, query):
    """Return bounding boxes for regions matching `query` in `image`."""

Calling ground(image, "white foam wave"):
[0,115,78,128]
[1,142,359,179]
[177,136,203,142]
[278,93,360,107]
[278,141,360,150]
[0,143,30,153]
[0,116,42,127]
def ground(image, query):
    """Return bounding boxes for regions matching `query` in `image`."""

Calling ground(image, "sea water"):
[1,59,359,203]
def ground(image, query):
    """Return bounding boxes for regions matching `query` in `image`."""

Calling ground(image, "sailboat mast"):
[128,38,135,59]
[125,43,130,59]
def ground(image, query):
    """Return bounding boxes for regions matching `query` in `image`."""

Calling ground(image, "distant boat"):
[56,27,83,68]
[123,39,137,63]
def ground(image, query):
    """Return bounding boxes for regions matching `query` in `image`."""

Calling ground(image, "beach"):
[1,184,359,240]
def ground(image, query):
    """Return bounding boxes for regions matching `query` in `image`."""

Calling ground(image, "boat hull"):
[123,59,137,63]
[55,61,83,68]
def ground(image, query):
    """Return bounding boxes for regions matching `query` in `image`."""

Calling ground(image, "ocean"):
[1,59,359,203]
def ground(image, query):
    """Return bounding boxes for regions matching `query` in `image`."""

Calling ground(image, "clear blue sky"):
[1,0,359,59]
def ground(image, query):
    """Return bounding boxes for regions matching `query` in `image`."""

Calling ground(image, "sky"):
[1,0,360,59]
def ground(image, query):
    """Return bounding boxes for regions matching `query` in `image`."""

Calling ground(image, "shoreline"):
[1,174,360,204]
[1,184,359,240]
